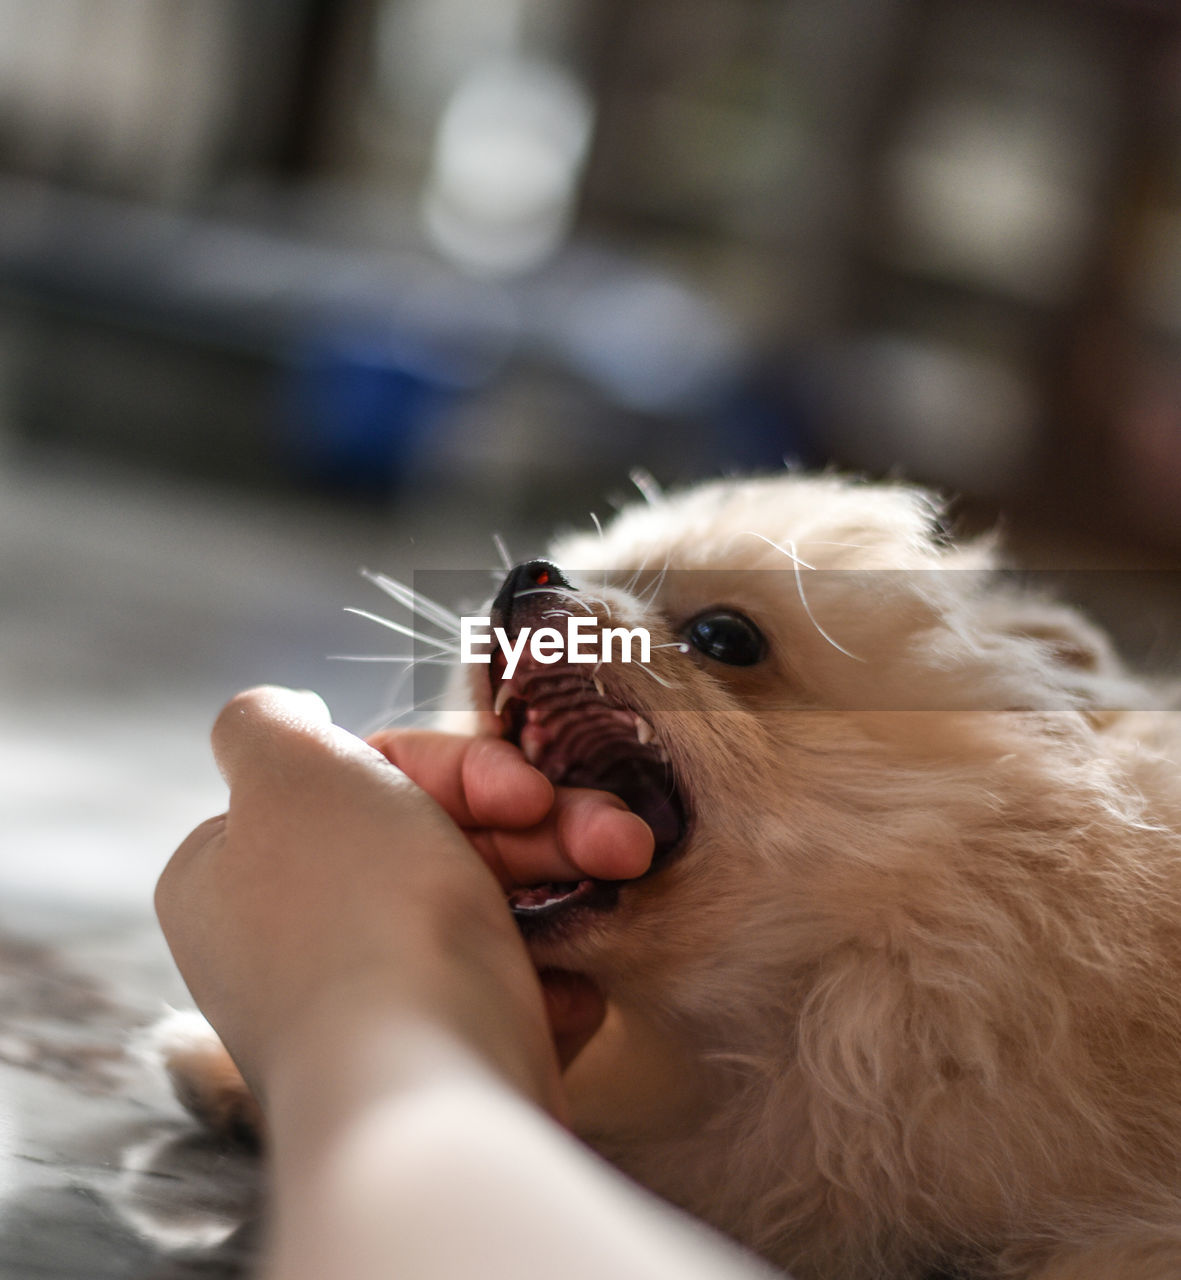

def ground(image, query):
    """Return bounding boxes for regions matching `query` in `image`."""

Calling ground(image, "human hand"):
[155,688,653,1124]
[156,686,561,1118]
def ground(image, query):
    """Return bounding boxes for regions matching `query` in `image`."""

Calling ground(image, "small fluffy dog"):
[159,473,1181,1280]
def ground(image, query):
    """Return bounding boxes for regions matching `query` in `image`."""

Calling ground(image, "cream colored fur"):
[160,473,1181,1280]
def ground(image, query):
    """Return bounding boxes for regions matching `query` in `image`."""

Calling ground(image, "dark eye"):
[684,610,767,666]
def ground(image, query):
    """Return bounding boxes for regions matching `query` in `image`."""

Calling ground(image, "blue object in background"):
[280,329,463,496]
[711,355,827,475]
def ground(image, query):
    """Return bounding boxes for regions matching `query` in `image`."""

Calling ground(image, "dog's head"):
[474,474,1126,977]
[466,473,1168,1258]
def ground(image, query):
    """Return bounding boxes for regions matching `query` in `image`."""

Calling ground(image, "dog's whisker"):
[546,583,614,622]
[360,568,462,635]
[343,608,461,653]
[590,512,608,594]
[619,543,660,596]
[562,587,613,614]
[639,559,671,608]
[801,540,870,552]
[514,585,596,615]
[577,592,614,621]
[327,653,457,665]
[629,467,663,506]
[492,532,513,572]
[631,659,678,690]
[748,531,865,663]
[746,530,815,571]
[785,536,865,664]
[362,684,453,736]
[387,651,453,714]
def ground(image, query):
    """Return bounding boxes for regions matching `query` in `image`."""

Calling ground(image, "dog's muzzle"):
[490,560,688,932]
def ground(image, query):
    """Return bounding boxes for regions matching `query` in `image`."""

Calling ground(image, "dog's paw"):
[142,1009,263,1146]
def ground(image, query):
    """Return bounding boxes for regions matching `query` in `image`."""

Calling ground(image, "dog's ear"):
[977,595,1141,723]
[985,597,1115,674]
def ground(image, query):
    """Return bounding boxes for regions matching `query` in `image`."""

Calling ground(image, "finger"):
[540,970,606,1071]
[470,793,654,887]
[154,813,227,929]
[553,789,655,881]
[211,687,340,787]
[169,812,228,868]
[367,730,553,829]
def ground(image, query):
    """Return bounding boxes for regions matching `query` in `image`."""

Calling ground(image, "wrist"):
[258,968,563,1146]
[263,997,478,1153]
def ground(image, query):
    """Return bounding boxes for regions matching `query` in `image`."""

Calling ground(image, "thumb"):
[211,686,350,787]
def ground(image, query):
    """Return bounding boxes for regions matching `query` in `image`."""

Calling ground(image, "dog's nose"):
[491,559,573,631]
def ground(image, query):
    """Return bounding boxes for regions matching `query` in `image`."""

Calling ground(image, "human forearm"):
[263,1018,780,1280]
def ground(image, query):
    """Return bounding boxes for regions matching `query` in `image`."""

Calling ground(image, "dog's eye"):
[684,610,767,666]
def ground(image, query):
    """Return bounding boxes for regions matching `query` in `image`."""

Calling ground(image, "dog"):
[156,472,1181,1279]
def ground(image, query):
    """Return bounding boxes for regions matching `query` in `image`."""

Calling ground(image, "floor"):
[0,913,259,1278]
[0,452,540,1278]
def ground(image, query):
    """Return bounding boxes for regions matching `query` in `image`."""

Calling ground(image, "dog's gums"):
[493,647,689,930]
[486,555,689,931]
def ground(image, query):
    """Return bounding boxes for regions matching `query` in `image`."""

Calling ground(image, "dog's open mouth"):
[492,656,688,928]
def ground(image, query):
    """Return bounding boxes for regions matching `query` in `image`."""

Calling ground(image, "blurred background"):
[4,0,1181,530]
[1,4,1181,1272]
[3,0,1181,901]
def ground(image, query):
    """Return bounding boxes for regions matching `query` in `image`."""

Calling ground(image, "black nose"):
[491,560,573,630]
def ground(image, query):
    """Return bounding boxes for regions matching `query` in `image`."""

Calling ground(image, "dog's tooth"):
[593,676,606,698]
[493,682,513,717]
[635,715,654,746]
